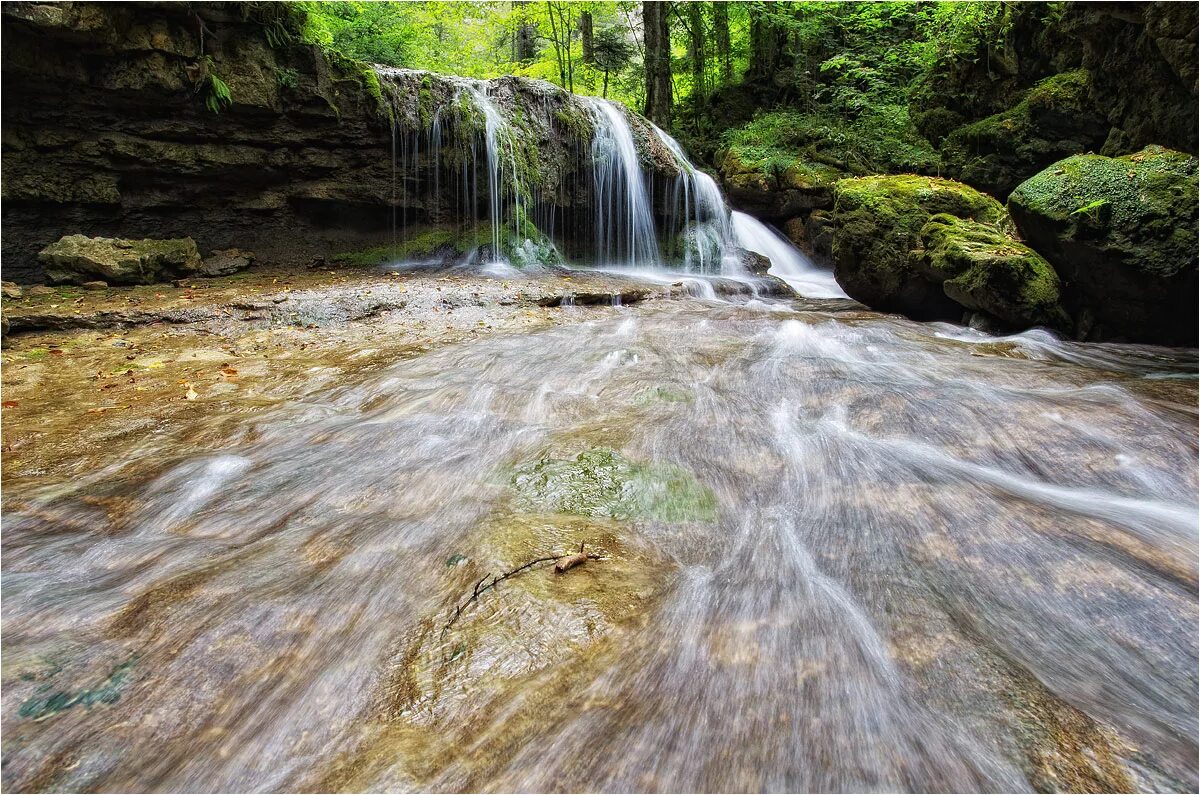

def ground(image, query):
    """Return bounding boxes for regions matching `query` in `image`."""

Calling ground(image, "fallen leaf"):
[2,401,18,408]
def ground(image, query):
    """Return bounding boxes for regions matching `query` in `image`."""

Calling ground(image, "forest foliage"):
[285,1,1040,168]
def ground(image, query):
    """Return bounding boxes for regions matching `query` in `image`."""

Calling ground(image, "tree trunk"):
[546,1,566,87]
[642,0,672,127]
[748,2,786,80]
[513,0,538,62]
[686,2,705,106]
[580,10,594,64]
[714,1,731,82]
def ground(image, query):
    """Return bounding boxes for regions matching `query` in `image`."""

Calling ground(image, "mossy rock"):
[831,175,1008,320]
[38,235,201,285]
[913,214,1071,332]
[941,70,1109,199]
[508,447,717,524]
[1007,145,1198,344]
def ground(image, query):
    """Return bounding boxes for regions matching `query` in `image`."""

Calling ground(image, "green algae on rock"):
[1008,145,1199,344]
[831,175,1009,321]
[913,214,1071,332]
[509,447,717,523]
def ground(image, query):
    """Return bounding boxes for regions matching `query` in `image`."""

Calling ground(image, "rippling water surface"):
[3,293,1197,792]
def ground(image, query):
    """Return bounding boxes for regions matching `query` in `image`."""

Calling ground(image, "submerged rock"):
[831,175,1009,321]
[38,235,202,285]
[1008,146,1198,344]
[509,447,717,523]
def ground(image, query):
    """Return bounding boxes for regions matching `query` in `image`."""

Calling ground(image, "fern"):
[205,74,232,114]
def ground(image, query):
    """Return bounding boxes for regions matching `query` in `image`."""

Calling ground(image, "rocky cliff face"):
[0,2,679,282]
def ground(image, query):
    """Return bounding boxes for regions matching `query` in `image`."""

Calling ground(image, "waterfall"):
[652,126,732,274]
[456,81,524,263]
[731,211,849,299]
[374,68,847,296]
[584,98,660,267]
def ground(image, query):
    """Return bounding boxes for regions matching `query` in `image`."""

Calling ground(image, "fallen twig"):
[441,543,604,636]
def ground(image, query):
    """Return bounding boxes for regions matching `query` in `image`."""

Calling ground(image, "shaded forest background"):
[291,0,1197,184]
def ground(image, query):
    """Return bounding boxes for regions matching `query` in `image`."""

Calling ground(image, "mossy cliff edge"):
[0,2,676,282]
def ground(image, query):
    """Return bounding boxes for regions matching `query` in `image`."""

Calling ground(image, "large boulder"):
[717,149,842,222]
[1008,146,1198,344]
[38,235,202,285]
[941,70,1109,200]
[831,175,1009,320]
[913,214,1071,332]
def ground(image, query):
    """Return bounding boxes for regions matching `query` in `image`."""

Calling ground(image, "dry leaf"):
[2,400,18,408]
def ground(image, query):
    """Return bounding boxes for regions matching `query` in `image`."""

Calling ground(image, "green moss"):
[831,175,1010,319]
[941,69,1101,197]
[1008,146,1198,279]
[719,108,937,184]
[508,447,717,523]
[333,225,487,267]
[360,67,388,119]
[553,105,595,143]
[915,214,1070,329]
[835,175,1006,225]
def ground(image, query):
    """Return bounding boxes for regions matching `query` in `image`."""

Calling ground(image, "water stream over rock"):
[2,284,1196,792]
[1,67,1197,794]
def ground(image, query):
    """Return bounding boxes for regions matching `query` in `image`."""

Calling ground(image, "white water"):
[377,70,851,295]
[653,126,735,274]
[585,98,661,267]
[732,211,848,299]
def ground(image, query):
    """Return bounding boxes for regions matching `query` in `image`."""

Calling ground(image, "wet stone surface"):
[1,267,1196,792]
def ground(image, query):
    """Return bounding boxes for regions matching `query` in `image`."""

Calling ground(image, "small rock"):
[81,280,109,291]
[26,285,54,296]
[1,281,22,299]
[198,248,255,277]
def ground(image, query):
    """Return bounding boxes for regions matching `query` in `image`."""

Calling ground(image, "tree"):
[513,1,539,63]
[580,10,594,64]
[747,1,789,80]
[592,25,633,97]
[642,0,672,127]
[714,1,732,82]
[684,2,706,108]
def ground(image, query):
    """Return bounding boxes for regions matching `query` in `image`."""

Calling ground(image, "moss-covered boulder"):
[1008,146,1198,344]
[941,70,1109,200]
[38,235,201,285]
[913,214,1071,331]
[831,175,1009,320]
[716,148,842,222]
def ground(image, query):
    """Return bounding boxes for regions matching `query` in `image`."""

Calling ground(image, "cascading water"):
[731,211,849,299]
[374,69,845,293]
[456,81,525,264]
[584,98,661,267]
[653,126,734,274]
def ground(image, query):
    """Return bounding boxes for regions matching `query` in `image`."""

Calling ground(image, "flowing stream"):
[2,290,1197,792]
[2,78,1197,792]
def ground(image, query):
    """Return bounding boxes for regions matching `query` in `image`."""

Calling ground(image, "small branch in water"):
[441,543,604,636]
